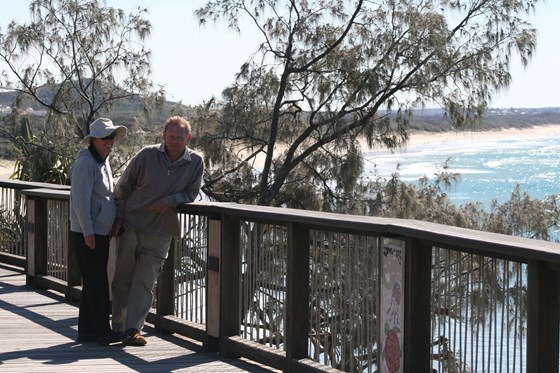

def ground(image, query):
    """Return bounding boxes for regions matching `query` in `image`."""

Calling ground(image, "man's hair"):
[164,116,191,134]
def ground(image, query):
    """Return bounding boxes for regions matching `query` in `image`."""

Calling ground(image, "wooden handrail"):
[177,201,560,264]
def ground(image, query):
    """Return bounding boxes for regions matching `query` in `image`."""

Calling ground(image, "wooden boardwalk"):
[0,264,280,372]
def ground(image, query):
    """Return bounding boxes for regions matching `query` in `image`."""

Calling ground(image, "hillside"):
[0,89,191,127]
[406,107,560,131]
[2,89,560,131]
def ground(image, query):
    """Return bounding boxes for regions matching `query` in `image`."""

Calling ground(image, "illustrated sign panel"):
[380,238,405,373]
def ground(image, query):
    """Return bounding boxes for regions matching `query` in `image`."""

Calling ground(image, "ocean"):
[363,132,560,372]
[362,131,560,208]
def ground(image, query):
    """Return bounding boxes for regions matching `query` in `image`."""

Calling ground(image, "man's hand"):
[150,196,171,214]
[110,218,123,238]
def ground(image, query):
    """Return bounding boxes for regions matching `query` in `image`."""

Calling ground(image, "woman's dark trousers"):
[72,231,111,340]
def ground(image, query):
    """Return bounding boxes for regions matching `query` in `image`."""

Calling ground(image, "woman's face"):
[91,133,115,158]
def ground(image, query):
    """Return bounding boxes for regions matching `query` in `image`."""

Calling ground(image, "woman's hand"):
[84,234,95,249]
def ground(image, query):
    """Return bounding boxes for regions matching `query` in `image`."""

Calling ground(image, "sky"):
[0,0,558,109]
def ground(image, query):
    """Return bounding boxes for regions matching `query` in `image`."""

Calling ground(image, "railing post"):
[285,222,310,372]
[403,238,432,373]
[66,229,82,300]
[527,260,559,373]
[25,194,48,287]
[218,215,241,357]
[156,238,176,330]
[66,202,81,298]
[206,218,222,350]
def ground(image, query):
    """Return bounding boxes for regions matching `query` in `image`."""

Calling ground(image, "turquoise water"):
[362,132,560,207]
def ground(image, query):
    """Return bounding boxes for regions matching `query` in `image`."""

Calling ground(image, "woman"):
[69,117,126,343]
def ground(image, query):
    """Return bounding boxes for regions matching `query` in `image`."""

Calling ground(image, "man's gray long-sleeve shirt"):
[114,143,204,237]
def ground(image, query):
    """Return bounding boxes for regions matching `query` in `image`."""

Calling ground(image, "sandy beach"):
[0,124,559,180]
[399,124,560,149]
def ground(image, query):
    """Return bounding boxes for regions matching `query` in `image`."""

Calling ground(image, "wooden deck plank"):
[0,264,280,372]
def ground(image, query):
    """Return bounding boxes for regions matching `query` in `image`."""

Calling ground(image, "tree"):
[0,0,161,182]
[193,0,539,210]
[191,4,545,370]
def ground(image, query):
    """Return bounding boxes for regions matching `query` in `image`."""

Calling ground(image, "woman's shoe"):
[97,330,127,345]
[77,333,97,342]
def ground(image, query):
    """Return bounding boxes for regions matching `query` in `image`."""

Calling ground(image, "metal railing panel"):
[0,186,26,257]
[46,199,69,281]
[174,213,208,324]
[309,230,380,372]
[431,247,527,373]
[239,222,288,350]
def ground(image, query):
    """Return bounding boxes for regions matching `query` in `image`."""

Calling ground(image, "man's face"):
[163,124,191,159]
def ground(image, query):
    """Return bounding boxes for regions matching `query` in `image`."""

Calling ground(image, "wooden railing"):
[0,180,70,268]
[1,180,559,373]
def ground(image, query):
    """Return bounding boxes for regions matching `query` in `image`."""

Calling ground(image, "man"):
[110,116,204,346]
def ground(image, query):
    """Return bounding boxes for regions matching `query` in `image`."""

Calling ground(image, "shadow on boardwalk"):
[0,264,280,372]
